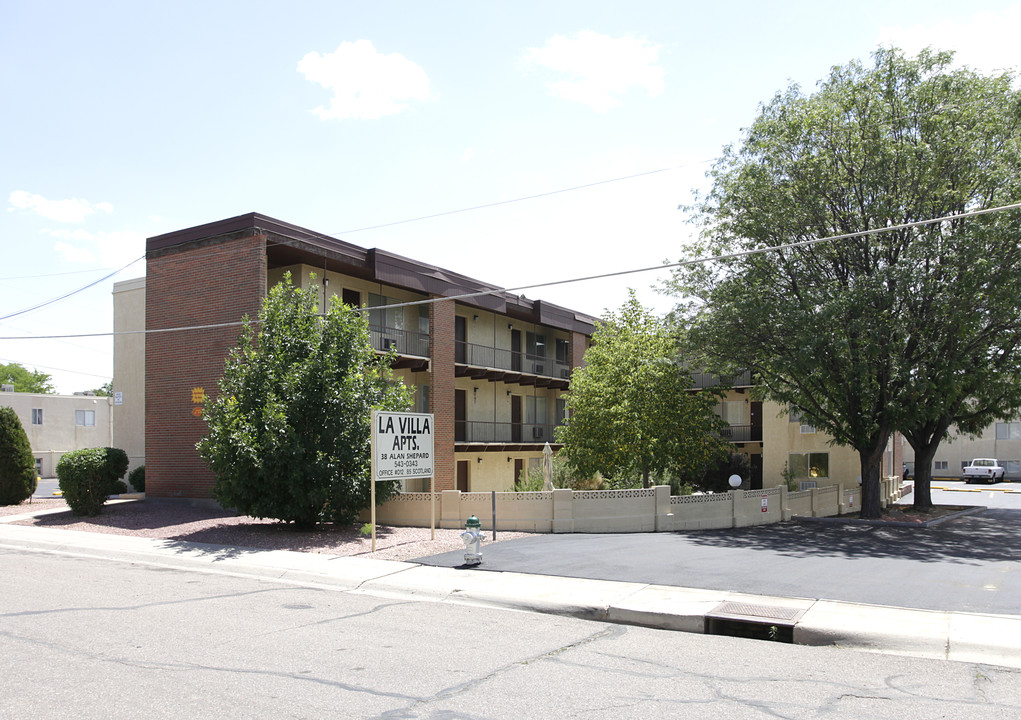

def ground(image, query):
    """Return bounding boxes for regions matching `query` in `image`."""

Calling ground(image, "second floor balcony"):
[455,420,564,448]
[370,325,430,370]
[456,341,571,388]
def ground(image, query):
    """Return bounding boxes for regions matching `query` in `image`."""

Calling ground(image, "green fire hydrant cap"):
[466,515,481,529]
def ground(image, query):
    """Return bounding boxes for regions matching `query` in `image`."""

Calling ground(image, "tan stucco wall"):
[112,277,146,471]
[902,417,1021,478]
[0,391,114,477]
[761,400,861,489]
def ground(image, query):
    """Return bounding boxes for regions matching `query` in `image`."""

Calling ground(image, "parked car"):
[962,458,1006,484]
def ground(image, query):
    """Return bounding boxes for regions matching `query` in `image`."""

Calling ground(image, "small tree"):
[198,274,412,528]
[56,448,109,516]
[0,407,37,505]
[556,292,729,488]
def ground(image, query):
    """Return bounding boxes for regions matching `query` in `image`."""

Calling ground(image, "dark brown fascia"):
[146,212,597,335]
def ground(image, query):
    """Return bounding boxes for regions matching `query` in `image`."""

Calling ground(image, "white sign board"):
[114,391,124,406]
[372,411,434,481]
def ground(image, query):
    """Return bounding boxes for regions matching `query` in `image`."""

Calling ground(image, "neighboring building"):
[693,372,902,491]
[902,418,1021,480]
[0,389,114,477]
[113,212,595,499]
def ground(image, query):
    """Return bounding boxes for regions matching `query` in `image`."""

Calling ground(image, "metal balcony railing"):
[455,421,563,444]
[690,370,753,389]
[717,424,762,442]
[370,325,430,357]
[456,341,571,380]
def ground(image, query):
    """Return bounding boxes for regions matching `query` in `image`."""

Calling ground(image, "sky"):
[2,0,1021,394]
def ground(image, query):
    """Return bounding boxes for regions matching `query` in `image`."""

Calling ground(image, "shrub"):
[128,465,145,492]
[57,448,110,516]
[98,447,129,494]
[109,479,128,495]
[0,407,37,506]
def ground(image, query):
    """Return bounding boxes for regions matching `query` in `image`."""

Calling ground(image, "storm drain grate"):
[704,602,806,643]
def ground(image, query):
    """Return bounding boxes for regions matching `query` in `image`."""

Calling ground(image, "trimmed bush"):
[128,465,145,492]
[57,448,110,516]
[99,447,129,494]
[0,407,37,506]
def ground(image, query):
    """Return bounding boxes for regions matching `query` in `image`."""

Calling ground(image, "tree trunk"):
[859,444,886,519]
[642,467,650,489]
[910,442,939,511]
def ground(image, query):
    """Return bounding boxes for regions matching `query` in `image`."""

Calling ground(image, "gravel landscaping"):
[0,497,534,562]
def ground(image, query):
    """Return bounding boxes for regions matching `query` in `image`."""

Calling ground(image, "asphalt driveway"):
[418,508,1021,615]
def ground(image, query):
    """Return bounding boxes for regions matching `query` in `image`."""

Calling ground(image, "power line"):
[3,200,1019,341]
[0,266,122,281]
[333,163,706,235]
[0,255,145,322]
[0,358,110,381]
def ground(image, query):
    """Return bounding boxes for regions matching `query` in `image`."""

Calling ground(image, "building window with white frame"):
[935,460,949,471]
[75,410,95,427]
[996,422,1021,440]
[31,408,43,425]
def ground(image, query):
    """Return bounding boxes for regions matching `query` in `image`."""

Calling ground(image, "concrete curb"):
[2,521,1020,669]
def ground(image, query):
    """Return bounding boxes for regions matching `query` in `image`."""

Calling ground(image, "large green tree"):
[0,363,54,394]
[556,292,729,488]
[197,274,412,528]
[668,47,1021,517]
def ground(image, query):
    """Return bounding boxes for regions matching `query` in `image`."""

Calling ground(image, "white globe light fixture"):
[728,474,742,489]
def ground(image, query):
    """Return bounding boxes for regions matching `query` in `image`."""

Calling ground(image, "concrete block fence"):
[370,477,908,533]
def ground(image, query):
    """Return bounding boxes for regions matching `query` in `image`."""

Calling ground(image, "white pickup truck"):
[962,458,1006,484]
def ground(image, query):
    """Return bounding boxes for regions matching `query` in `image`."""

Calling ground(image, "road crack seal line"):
[367,625,624,720]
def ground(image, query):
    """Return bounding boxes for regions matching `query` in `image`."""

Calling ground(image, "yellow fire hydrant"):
[460,515,485,566]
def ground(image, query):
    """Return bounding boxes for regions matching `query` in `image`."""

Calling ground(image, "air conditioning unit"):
[560,369,570,378]
[799,481,818,491]
[532,364,544,374]
[0,384,13,393]
[532,426,544,439]
[382,338,397,351]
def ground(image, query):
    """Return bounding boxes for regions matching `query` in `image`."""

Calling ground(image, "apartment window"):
[368,293,404,331]
[34,458,42,475]
[789,410,815,434]
[1004,460,1020,475]
[555,398,567,425]
[935,460,949,471]
[31,408,43,425]
[555,338,569,365]
[417,385,430,414]
[75,410,95,427]
[996,422,1021,440]
[718,401,746,426]
[788,452,829,479]
[526,332,546,360]
[526,396,548,426]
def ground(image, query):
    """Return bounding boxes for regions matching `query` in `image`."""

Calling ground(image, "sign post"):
[370,410,435,551]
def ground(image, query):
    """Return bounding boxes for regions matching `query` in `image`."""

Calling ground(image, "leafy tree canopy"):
[667,47,1021,517]
[0,363,54,394]
[197,274,413,528]
[556,291,729,488]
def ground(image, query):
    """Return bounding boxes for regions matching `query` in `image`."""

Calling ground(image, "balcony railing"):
[690,370,753,389]
[718,424,762,443]
[456,341,571,380]
[455,421,563,444]
[370,325,430,357]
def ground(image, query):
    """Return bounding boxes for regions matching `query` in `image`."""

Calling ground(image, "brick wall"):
[570,330,587,371]
[145,234,267,498]
[430,299,455,490]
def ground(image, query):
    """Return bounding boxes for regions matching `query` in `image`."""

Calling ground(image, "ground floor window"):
[788,452,829,479]
[1004,460,1020,475]
[935,460,949,471]
[75,410,95,426]
[31,408,43,425]
[34,458,42,475]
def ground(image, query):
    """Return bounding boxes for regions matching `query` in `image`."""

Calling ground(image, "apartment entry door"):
[511,329,522,372]
[455,316,467,364]
[456,460,469,492]
[455,389,466,442]
[511,395,522,442]
[513,459,524,487]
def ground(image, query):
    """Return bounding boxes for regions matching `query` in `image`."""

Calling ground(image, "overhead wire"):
[3,199,1020,342]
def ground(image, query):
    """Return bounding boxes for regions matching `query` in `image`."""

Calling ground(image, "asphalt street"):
[419,485,1021,615]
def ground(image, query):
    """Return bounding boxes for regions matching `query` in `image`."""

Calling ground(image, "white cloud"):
[8,190,114,223]
[878,5,1021,75]
[460,147,475,163]
[44,228,144,268]
[297,39,432,120]
[524,31,665,112]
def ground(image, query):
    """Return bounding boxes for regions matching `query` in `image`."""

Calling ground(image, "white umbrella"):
[542,442,554,491]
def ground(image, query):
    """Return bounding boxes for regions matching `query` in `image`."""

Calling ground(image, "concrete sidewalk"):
[2,512,1020,670]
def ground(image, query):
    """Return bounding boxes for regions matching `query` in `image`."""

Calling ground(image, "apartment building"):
[113,213,594,499]
[0,389,114,477]
[902,418,1021,479]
